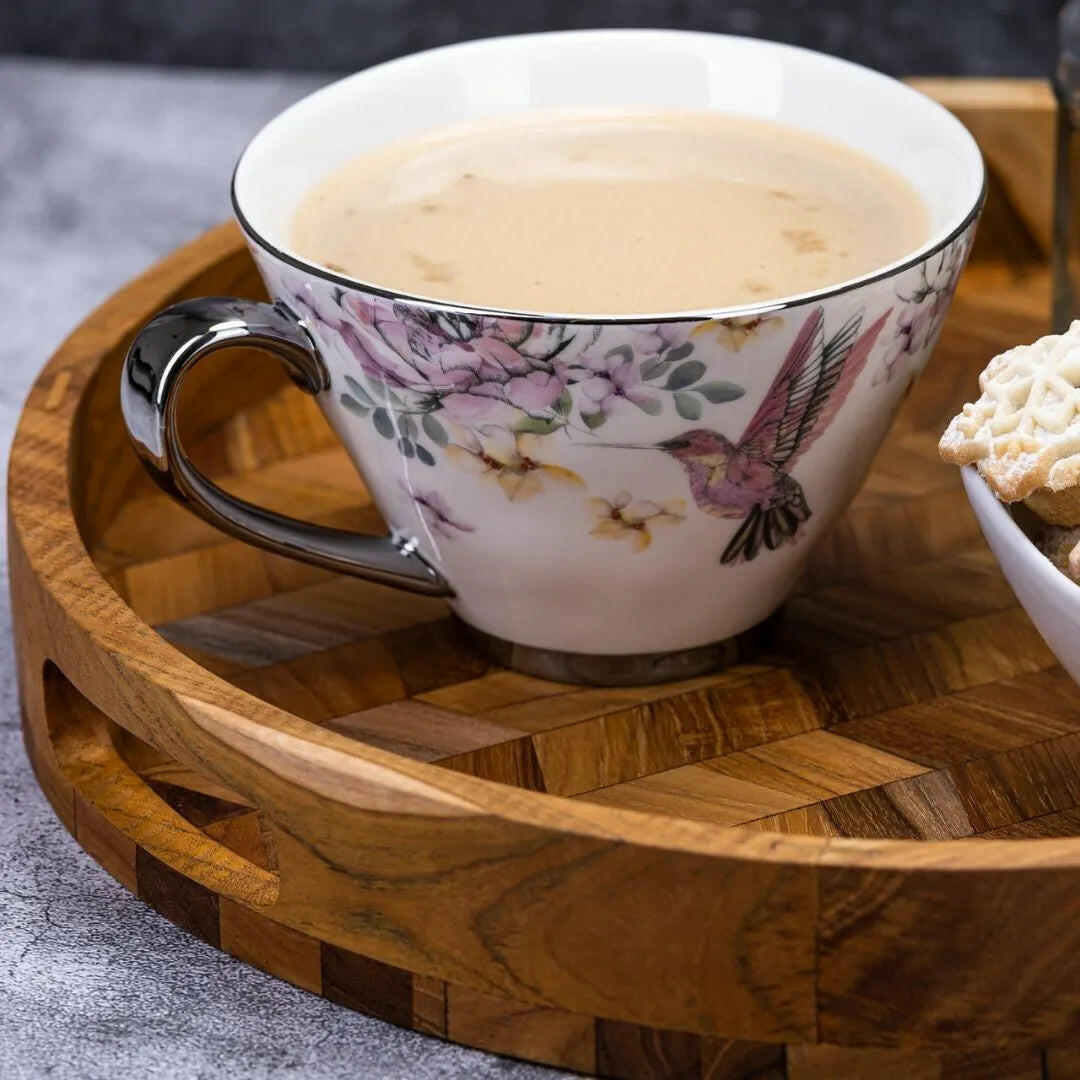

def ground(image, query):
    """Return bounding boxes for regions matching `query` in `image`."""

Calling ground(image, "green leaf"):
[554,388,573,417]
[343,376,375,407]
[421,412,448,446]
[339,393,370,417]
[639,356,667,381]
[398,436,416,458]
[673,391,702,421]
[372,407,394,439]
[582,409,607,430]
[604,345,634,364]
[400,413,418,439]
[416,443,436,467]
[515,414,564,435]
[634,396,662,416]
[665,342,695,363]
[365,375,403,407]
[664,360,706,390]
[696,380,746,404]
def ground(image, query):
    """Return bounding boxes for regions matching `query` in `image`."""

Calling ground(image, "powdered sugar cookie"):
[940,321,1080,520]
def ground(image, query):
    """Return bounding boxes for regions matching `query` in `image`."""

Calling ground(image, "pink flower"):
[505,370,566,413]
[581,351,656,415]
[439,384,509,422]
[879,236,969,383]
[401,482,475,540]
[436,335,532,379]
[331,298,585,422]
[334,320,416,386]
[630,323,689,357]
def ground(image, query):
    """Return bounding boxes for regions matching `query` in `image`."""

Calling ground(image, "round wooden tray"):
[14,217,1080,1080]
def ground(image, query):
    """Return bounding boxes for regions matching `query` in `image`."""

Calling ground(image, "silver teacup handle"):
[120,297,453,598]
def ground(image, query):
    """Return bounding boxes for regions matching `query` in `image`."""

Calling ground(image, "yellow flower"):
[692,314,784,352]
[446,429,583,502]
[585,491,686,552]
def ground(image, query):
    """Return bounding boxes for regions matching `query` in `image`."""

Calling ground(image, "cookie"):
[939,321,1080,516]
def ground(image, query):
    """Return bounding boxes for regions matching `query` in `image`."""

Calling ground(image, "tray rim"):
[12,220,1080,877]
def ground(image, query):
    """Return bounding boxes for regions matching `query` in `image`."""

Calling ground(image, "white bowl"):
[962,465,1080,681]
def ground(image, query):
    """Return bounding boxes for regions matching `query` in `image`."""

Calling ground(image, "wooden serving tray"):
[13,80,1080,1078]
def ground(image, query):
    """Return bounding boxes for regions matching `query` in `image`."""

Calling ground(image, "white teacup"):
[121,30,984,685]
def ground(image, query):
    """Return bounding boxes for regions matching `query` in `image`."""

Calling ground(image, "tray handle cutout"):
[43,662,279,907]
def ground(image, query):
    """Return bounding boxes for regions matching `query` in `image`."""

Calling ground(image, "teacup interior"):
[234,29,983,317]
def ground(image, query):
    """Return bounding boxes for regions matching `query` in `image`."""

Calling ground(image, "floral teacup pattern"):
[252,217,976,654]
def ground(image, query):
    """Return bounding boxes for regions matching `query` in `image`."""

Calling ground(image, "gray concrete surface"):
[0,57,563,1080]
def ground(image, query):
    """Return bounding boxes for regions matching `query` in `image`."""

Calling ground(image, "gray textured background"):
[2,0,1065,75]
[0,2,1065,1076]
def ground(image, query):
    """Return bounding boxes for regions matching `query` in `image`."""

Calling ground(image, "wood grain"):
[321,946,414,1027]
[14,81,1080,1077]
[219,896,322,994]
[907,78,1055,256]
[447,986,596,1074]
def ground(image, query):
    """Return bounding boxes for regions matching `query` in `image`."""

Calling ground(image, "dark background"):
[1,0,1067,76]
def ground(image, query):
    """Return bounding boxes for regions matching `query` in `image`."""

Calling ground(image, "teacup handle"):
[120,297,453,598]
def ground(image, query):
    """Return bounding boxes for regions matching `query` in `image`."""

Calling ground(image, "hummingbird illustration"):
[602,306,891,565]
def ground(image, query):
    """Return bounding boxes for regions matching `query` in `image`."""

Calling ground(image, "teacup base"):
[455,612,778,687]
